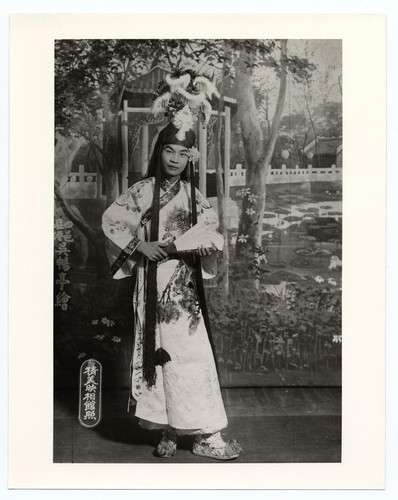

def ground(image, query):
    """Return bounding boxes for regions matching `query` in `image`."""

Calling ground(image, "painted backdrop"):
[54,39,342,389]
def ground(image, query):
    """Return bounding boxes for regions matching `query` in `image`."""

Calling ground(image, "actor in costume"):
[102,70,242,460]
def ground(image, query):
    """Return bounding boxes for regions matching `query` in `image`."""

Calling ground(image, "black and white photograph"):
[7,11,388,491]
[53,38,342,464]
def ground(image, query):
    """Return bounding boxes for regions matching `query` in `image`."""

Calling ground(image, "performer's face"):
[161,144,189,181]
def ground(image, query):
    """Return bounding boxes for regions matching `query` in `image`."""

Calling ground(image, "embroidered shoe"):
[192,431,242,461]
[155,428,177,458]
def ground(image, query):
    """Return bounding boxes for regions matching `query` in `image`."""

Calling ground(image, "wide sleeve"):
[195,188,224,280]
[102,180,152,279]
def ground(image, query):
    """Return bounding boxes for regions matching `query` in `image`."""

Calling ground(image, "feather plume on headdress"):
[165,73,191,93]
[193,76,220,99]
[175,87,206,105]
[151,69,218,139]
[151,91,172,115]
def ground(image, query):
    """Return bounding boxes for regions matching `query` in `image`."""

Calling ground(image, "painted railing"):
[210,163,342,187]
[63,162,342,199]
[62,165,102,199]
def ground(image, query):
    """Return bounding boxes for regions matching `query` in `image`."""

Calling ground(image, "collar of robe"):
[160,176,180,192]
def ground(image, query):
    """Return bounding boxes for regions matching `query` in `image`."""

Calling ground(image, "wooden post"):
[141,124,149,177]
[224,105,231,199]
[79,164,84,189]
[121,100,129,192]
[96,109,103,198]
[96,168,103,198]
[198,124,207,196]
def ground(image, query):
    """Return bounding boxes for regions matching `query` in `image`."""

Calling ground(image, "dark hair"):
[141,121,218,387]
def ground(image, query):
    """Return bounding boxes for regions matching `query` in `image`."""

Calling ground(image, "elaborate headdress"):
[142,69,219,387]
[151,68,219,141]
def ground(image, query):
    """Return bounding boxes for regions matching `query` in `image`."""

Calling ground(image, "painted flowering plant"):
[54,274,134,387]
[207,271,341,383]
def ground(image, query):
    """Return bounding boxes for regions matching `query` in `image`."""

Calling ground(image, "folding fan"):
[164,221,224,254]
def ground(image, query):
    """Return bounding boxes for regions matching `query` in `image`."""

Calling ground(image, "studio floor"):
[54,387,341,463]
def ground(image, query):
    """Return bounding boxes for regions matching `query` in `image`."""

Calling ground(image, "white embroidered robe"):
[102,177,228,435]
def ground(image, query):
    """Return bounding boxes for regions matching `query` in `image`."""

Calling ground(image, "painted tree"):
[233,41,316,290]
[234,40,287,275]
[55,39,164,202]
[55,40,159,268]
[55,39,229,270]
[54,39,316,277]
[294,40,342,166]
[251,40,341,171]
[55,39,204,266]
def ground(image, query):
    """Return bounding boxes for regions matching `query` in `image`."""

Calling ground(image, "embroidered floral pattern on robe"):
[102,177,228,435]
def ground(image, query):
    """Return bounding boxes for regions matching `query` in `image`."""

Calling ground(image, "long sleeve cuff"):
[110,236,142,277]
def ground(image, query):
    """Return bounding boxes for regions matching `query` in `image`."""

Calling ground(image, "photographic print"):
[9,13,386,489]
[53,38,342,464]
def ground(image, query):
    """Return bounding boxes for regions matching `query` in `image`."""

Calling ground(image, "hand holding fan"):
[164,222,224,254]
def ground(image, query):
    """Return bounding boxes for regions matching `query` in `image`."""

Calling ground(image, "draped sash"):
[110,178,181,277]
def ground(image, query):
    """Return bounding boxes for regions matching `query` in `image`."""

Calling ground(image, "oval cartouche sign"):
[78,359,102,428]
